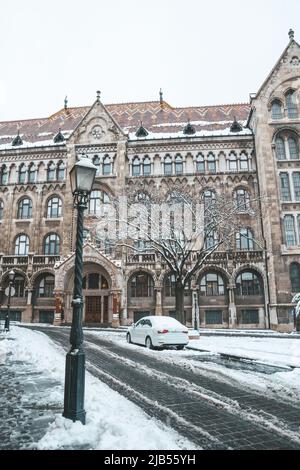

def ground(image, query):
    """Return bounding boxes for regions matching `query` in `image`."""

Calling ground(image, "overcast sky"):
[0,0,299,121]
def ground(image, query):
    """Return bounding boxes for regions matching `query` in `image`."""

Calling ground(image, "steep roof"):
[0,101,251,150]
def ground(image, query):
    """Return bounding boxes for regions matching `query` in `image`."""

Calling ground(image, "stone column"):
[111,290,121,327]
[53,290,64,325]
[227,284,237,328]
[22,288,34,323]
[155,287,163,315]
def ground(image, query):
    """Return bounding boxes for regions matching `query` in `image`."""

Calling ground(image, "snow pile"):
[0,327,193,450]
[190,336,300,368]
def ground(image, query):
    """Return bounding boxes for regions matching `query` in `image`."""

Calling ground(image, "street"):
[24,326,300,450]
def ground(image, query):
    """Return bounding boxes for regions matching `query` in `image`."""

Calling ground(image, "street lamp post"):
[4,269,16,332]
[63,157,97,425]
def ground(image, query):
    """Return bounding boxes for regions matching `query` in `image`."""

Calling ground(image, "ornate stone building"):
[0,31,299,331]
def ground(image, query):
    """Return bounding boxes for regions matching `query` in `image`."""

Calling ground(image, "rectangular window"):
[293,172,300,201]
[241,309,259,324]
[164,163,172,175]
[205,310,223,324]
[280,173,291,201]
[284,215,297,246]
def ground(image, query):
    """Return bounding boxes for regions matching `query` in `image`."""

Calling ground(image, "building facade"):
[0,32,300,332]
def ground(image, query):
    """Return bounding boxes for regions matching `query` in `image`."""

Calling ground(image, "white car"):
[126,316,189,350]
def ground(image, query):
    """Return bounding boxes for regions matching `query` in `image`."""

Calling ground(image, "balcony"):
[126,253,156,265]
[0,254,61,274]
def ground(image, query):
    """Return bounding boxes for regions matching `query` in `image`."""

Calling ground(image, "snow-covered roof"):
[0,101,251,150]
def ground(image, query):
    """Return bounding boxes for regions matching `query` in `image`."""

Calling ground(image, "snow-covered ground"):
[0,327,194,450]
[190,336,300,367]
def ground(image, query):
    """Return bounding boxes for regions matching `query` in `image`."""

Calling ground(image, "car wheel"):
[145,336,153,349]
[176,345,185,350]
[126,333,132,344]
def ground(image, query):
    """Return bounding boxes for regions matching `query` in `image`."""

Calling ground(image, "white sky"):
[0,0,299,121]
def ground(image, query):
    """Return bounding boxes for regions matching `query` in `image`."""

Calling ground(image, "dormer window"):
[183,121,196,135]
[12,134,23,146]
[271,100,283,120]
[135,124,149,138]
[53,130,65,143]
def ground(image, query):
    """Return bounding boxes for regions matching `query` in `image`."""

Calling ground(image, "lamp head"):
[8,269,15,282]
[70,157,97,195]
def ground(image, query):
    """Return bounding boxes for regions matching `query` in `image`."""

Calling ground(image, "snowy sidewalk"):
[0,327,193,450]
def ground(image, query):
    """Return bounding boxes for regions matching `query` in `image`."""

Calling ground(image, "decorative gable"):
[69,92,126,145]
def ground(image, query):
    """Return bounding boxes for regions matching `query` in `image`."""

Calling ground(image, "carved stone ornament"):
[91,125,105,140]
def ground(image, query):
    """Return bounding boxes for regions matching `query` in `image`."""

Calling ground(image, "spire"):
[64,96,68,110]
[289,28,295,41]
[96,90,101,103]
[159,88,163,104]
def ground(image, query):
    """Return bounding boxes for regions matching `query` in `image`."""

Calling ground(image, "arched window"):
[93,155,101,175]
[284,215,296,246]
[234,188,250,212]
[236,228,254,250]
[271,100,283,119]
[236,271,262,296]
[288,137,299,160]
[37,275,55,297]
[47,196,62,218]
[203,189,216,209]
[129,272,154,297]
[57,161,65,180]
[14,234,29,255]
[279,173,291,201]
[143,156,151,176]
[240,152,249,171]
[196,154,205,173]
[290,263,300,292]
[17,198,32,219]
[44,233,60,255]
[200,273,225,296]
[285,90,298,119]
[47,162,56,181]
[165,273,176,297]
[275,137,286,160]
[103,155,111,175]
[175,154,183,175]
[132,157,140,176]
[207,153,216,173]
[0,165,8,185]
[164,155,172,175]
[28,163,36,183]
[0,200,3,220]
[229,152,237,171]
[18,164,26,184]
[88,190,110,215]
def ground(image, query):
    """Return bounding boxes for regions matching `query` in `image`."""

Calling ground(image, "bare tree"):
[92,184,263,325]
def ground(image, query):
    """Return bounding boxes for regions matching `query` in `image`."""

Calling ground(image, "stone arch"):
[231,264,266,291]
[126,267,157,284]
[196,265,232,285]
[0,268,30,289]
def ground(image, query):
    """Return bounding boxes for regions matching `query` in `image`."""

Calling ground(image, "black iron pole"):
[63,193,87,424]
[4,282,12,332]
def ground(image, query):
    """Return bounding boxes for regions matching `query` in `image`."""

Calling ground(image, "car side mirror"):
[132,323,136,328]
